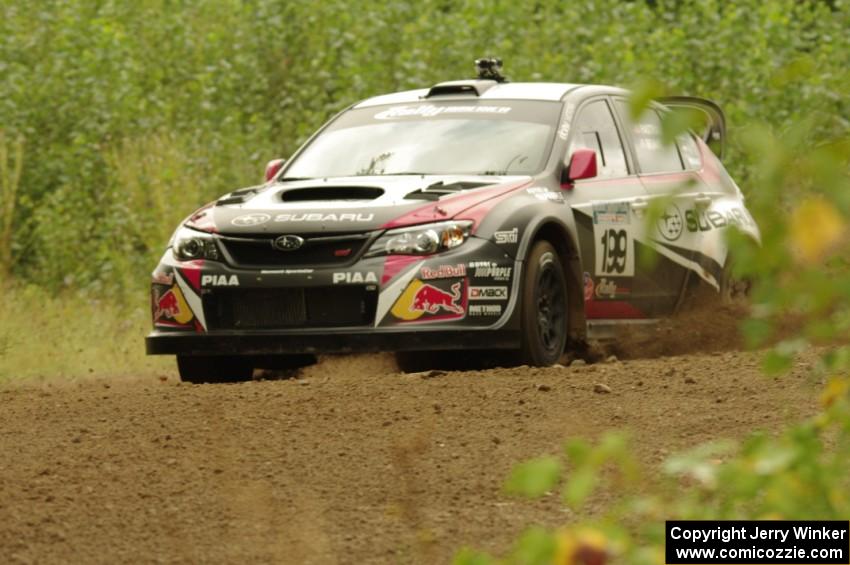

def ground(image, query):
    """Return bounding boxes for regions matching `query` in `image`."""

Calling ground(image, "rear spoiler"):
[658,96,726,160]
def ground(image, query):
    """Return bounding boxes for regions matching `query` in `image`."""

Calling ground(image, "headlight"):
[365,221,473,258]
[171,226,221,261]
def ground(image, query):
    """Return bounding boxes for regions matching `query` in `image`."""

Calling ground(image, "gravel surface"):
[0,350,820,564]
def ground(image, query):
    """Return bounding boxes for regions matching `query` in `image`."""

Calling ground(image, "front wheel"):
[519,241,568,366]
[177,355,253,384]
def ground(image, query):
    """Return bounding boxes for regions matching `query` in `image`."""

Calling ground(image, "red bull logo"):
[153,285,194,325]
[391,279,466,321]
[411,282,463,315]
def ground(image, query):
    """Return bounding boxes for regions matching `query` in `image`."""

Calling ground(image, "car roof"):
[353,82,627,108]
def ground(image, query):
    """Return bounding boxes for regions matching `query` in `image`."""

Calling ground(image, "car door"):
[653,96,755,289]
[566,97,656,320]
[612,98,722,305]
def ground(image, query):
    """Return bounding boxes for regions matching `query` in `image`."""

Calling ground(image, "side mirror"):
[560,149,598,187]
[264,158,286,182]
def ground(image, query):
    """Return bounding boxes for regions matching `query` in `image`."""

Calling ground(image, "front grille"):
[218,233,373,268]
[204,287,377,330]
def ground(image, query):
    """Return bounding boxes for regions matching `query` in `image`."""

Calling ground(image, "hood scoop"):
[279,186,384,202]
[217,185,266,206]
[405,180,491,201]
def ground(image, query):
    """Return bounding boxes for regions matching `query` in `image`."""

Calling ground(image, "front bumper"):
[145,327,521,356]
[147,236,522,355]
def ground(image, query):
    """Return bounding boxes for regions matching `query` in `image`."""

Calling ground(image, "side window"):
[677,132,702,170]
[616,101,684,174]
[567,100,629,178]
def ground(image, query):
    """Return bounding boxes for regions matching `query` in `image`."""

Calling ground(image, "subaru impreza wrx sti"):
[146,59,759,382]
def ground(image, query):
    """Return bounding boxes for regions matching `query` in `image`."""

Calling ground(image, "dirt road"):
[0,350,820,564]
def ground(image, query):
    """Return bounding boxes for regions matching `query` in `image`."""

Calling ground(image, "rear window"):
[615,101,684,174]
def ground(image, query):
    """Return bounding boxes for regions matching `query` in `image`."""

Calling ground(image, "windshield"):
[283,100,562,178]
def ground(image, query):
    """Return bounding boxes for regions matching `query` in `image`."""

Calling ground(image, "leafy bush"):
[0,0,848,297]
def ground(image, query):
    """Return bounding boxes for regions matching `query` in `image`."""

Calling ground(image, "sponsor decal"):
[390,279,466,321]
[469,286,508,300]
[374,104,512,120]
[592,202,631,225]
[273,213,374,223]
[260,268,314,274]
[583,272,594,301]
[526,187,564,203]
[657,204,684,241]
[557,102,576,140]
[152,271,174,285]
[595,278,630,300]
[472,263,512,281]
[420,264,467,280]
[201,274,239,287]
[685,207,753,232]
[153,285,193,325]
[469,304,502,317]
[232,213,271,227]
[231,212,374,225]
[272,234,304,251]
[333,271,378,284]
[493,228,518,244]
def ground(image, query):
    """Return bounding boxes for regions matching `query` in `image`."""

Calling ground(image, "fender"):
[467,189,586,339]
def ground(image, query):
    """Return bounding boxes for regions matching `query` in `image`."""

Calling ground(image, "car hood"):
[207,175,531,235]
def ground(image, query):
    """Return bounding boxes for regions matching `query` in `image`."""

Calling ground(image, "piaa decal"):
[333,272,378,284]
[202,274,239,287]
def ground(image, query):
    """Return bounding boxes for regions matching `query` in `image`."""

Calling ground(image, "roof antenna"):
[475,57,507,83]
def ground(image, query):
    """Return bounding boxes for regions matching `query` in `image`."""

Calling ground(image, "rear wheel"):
[177,355,253,384]
[519,241,568,366]
[719,253,751,305]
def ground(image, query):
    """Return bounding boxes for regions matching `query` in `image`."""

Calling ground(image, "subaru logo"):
[273,235,304,251]
[231,213,271,227]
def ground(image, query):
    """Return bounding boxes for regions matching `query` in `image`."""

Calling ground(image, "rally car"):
[145,58,759,382]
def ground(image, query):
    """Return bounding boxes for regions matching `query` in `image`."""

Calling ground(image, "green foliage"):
[1,0,849,297]
[0,283,171,381]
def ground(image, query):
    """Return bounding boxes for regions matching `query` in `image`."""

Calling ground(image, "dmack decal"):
[333,272,378,284]
[154,285,193,325]
[390,280,465,321]
[201,274,239,287]
[469,286,508,300]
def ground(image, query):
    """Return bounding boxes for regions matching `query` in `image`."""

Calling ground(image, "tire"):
[519,241,569,366]
[177,355,254,384]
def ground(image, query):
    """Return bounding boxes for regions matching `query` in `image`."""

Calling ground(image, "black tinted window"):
[568,100,629,178]
[616,101,684,174]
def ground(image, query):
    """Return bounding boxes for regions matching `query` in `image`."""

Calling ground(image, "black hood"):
[211,175,526,235]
